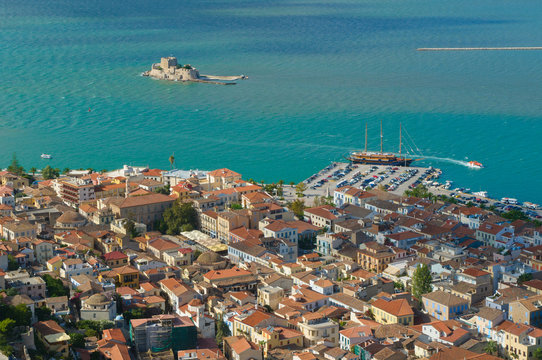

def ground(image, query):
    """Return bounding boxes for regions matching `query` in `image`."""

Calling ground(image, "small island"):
[143,57,248,85]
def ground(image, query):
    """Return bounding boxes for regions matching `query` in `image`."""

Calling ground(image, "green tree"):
[404,185,434,200]
[288,199,306,219]
[69,332,86,349]
[36,306,52,321]
[154,186,170,195]
[169,154,175,169]
[76,320,114,335]
[12,304,32,326]
[42,165,60,180]
[85,328,99,338]
[62,168,71,174]
[483,340,498,355]
[7,153,24,176]
[0,319,15,334]
[394,281,405,291]
[123,219,140,239]
[156,201,198,235]
[7,255,19,271]
[533,347,542,360]
[42,274,70,297]
[501,209,529,222]
[518,273,533,284]
[412,264,432,300]
[313,196,322,207]
[229,203,243,210]
[299,234,316,250]
[30,167,37,176]
[4,288,18,296]
[215,316,231,350]
[295,182,307,197]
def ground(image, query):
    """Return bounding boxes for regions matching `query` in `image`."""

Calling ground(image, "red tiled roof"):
[103,251,128,261]
[462,268,490,277]
[372,298,413,317]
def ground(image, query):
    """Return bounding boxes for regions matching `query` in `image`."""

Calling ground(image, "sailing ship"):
[347,121,416,166]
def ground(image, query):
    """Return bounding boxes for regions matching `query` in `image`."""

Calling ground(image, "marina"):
[292,161,542,219]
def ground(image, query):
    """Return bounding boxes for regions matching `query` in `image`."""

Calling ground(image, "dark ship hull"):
[347,152,415,166]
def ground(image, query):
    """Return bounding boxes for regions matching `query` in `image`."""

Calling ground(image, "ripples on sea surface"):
[0,0,541,202]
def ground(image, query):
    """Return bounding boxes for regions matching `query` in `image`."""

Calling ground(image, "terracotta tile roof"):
[144,295,165,304]
[34,320,66,336]
[203,266,251,281]
[372,298,413,317]
[423,290,468,307]
[102,328,127,343]
[340,325,373,338]
[523,279,542,291]
[230,337,258,354]
[148,237,180,252]
[159,278,193,297]
[239,310,271,327]
[110,265,138,275]
[142,169,163,177]
[115,193,174,208]
[304,205,342,220]
[103,251,128,261]
[462,267,490,277]
[208,168,241,178]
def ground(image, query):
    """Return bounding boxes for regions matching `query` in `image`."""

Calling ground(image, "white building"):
[60,259,93,280]
[80,294,117,321]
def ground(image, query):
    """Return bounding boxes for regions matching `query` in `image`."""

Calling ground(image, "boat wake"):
[421,156,471,167]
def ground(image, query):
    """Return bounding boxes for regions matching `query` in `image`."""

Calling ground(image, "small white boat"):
[524,202,539,210]
[474,191,488,198]
[41,153,53,159]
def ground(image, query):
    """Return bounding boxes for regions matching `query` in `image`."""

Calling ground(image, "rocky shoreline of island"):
[143,57,248,85]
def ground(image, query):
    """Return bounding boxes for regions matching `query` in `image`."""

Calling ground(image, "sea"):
[1,0,542,203]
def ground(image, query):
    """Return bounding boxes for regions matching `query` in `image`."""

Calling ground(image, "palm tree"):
[168,154,175,169]
[483,340,498,355]
[29,167,37,176]
[277,179,284,187]
[63,168,70,174]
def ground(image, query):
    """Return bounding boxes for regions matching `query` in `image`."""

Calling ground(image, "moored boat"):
[473,191,488,198]
[348,122,416,166]
[41,153,53,159]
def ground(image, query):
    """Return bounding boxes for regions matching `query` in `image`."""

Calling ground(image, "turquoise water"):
[1,0,541,202]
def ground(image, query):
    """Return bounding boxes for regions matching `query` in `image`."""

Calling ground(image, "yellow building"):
[256,326,303,356]
[46,256,64,275]
[494,320,542,360]
[371,298,414,326]
[99,265,139,288]
[34,320,70,358]
[0,171,29,189]
[357,241,396,273]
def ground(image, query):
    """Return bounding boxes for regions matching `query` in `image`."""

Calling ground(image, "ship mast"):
[364,123,368,152]
[399,123,402,155]
[380,120,383,153]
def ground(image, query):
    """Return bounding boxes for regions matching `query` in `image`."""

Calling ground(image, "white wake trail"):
[421,156,471,167]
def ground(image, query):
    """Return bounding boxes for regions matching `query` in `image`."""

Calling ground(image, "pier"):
[417,47,542,51]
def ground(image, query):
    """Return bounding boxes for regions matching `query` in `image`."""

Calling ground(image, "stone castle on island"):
[143,56,247,85]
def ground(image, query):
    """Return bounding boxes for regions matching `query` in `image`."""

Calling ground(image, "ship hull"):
[348,156,415,166]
